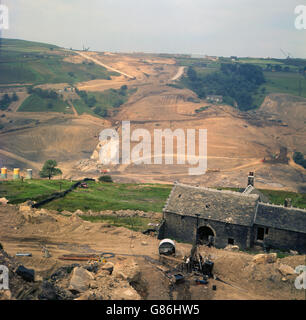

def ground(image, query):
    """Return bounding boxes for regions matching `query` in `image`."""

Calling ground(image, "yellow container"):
[1,167,7,179]
[13,168,20,180]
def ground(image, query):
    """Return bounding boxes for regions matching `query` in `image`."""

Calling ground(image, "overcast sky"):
[1,0,305,58]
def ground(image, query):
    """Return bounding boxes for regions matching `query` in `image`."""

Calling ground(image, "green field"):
[0,39,117,85]
[262,72,306,98]
[43,181,171,212]
[0,180,74,204]
[76,87,137,117]
[0,180,172,212]
[18,93,72,113]
[1,180,305,213]
[72,98,95,116]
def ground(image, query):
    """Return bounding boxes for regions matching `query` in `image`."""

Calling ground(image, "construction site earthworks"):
[0,38,306,301]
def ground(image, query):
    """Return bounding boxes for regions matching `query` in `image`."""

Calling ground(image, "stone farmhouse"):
[158,174,306,253]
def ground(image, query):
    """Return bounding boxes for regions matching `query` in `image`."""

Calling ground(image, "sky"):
[1,0,306,58]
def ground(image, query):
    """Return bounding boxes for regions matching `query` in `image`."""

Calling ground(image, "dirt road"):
[171,66,185,81]
[75,51,136,79]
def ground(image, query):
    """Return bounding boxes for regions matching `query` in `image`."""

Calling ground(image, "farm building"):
[159,176,306,253]
[206,95,223,103]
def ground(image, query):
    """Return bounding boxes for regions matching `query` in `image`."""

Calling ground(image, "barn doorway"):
[198,226,215,245]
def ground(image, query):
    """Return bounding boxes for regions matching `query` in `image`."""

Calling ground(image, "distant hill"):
[0,38,116,85]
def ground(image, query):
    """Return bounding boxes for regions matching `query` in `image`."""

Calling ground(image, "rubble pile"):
[49,259,141,300]
[0,245,142,300]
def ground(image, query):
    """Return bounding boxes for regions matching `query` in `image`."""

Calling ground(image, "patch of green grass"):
[72,99,96,116]
[276,251,290,259]
[262,72,306,98]
[2,179,305,213]
[90,88,137,108]
[43,182,172,212]
[195,106,209,113]
[0,179,74,204]
[75,87,137,117]
[259,189,306,209]
[80,215,160,232]
[18,94,72,113]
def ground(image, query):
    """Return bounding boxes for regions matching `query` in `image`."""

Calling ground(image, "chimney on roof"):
[284,198,292,207]
[247,172,254,187]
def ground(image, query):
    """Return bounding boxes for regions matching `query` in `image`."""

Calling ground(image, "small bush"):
[98,175,113,183]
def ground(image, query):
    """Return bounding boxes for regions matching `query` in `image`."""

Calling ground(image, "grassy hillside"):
[1,180,305,212]
[18,94,72,113]
[0,39,117,85]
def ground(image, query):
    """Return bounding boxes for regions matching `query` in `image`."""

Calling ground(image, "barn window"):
[265,228,269,235]
[228,238,234,245]
[257,227,265,241]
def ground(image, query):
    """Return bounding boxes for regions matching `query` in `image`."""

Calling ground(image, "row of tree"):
[27,87,59,100]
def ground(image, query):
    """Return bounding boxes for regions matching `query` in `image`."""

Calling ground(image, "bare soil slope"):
[0,51,305,191]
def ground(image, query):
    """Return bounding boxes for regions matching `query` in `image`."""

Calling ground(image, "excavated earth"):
[0,204,305,300]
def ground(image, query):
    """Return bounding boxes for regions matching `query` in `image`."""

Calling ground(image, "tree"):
[39,160,62,180]
[98,175,113,183]
[187,67,197,82]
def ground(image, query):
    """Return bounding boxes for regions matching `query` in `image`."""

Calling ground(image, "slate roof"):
[164,183,259,227]
[255,203,306,234]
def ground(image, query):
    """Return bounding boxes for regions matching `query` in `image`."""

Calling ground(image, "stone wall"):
[162,211,250,249]
[258,226,306,253]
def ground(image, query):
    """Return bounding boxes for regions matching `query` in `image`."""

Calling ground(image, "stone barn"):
[158,182,306,253]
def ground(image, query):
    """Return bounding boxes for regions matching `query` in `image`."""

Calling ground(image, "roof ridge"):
[175,182,259,199]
